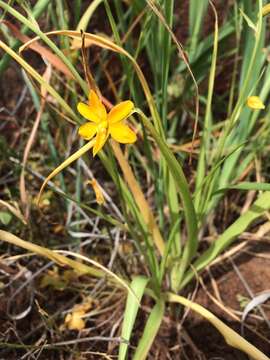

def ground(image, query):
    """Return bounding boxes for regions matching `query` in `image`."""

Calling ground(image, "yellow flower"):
[77,90,137,156]
[37,91,136,205]
[246,96,265,110]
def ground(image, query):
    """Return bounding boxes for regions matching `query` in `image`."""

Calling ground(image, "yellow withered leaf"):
[88,179,105,205]
[64,298,93,331]
[247,96,265,110]
[262,4,270,17]
[65,311,85,331]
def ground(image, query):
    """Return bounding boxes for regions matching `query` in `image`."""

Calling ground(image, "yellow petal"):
[93,130,109,156]
[107,100,134,124]
[78,122,97,140]
[77,102,100,123]
[88,90,107,121]
[246,96,265,110]
[110,123,137,144]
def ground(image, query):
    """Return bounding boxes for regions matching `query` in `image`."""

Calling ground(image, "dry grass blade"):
[1,20,73,79]
[199,271,270,345]
[20,65,51,219]
[0,230,139,304]
[0,230,102,277]
[111,140,165,256]
[37,139,95,206]
[80,30,100,96]
[0,38,77,123]
[167,292,270,360]
[57,250,139,305]
[0,200,26,224]
[19,30,163,135]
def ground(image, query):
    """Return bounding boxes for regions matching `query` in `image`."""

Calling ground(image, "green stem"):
[136,109,198,290]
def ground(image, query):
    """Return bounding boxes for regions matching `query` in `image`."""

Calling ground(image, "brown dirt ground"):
[184,242,270,359]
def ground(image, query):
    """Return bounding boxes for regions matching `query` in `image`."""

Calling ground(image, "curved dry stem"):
[37,139,95,206]
[19,30,164,136]
[166,292,270,360]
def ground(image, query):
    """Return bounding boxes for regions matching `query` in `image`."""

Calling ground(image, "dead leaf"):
[1,20,73,79]
[88,178,105,205]
[64,298,93,331]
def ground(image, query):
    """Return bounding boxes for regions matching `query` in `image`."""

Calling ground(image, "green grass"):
[0,0,270,359]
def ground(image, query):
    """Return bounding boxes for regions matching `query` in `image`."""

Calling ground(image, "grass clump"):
[0,1,270,359]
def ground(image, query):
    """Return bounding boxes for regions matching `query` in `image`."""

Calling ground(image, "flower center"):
[97,120,108,133]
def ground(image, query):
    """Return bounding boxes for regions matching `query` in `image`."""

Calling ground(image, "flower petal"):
[77,102,100,123]
[93,130,109,156]
[89,90,107,121]
[78,122,97,140]
[247,96,265,110]
[107,100,134,124]
[110,123,137,144]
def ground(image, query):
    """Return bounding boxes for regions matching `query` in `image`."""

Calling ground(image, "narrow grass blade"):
[0,0,50,75]
[137,109,198,288]
[0,230,138,303]
[111,141,165,256]
[50,186,125,229]
[37,139,95,205]
[1,20,73,78]
[215,182,270,194]
[119,276,149,360]
[182,191,270,288]
[57,250,138,304]
[99,150,160,278]
[239,8,257,32]
[0,230,102,277]
[71,0,104,54]
[216,1,265,196]
[18,29,163,137]
[189,0,208,58]
[167,292,269,360]
[133,298,165,360]
[162,217,181,284]
[0,39,77,123]
[0,1,88,95]
[194,2,218,213]
[75,0,103,32]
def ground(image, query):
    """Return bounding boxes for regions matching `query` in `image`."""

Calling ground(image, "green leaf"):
[119,276,149,360]
[136,109,198,289]
[239,8,257,33]
[194,1,218,214]
[214,182,270,194]
[76,0,103,32]
[133,298,165,360]
[182,191,270,288]
[0,211,12,225]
